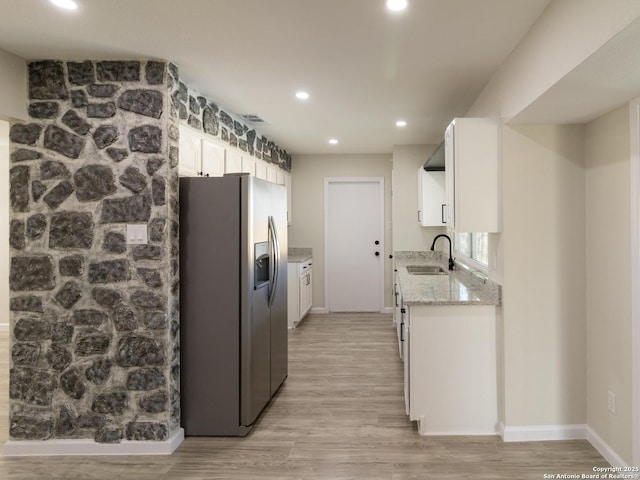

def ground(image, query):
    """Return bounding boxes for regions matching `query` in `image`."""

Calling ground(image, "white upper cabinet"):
[266,165,278,184]
[417,168,446,227]
[179,125,225,177]
[225,148,243,174]
[178,125,288,187]
[242,155,256,176]
[178,127,202,177]
[445,118,501,233]
[285,174,292,225]
[255,160,267,180]
[201,138,225,177]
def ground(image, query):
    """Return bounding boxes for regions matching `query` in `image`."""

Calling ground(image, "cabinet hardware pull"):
[400,322,404,342]
[441,204,446,224]
[418,210,422,223]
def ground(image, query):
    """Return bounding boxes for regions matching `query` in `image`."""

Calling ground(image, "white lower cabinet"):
[404,304,497,435]
[393,271,404,359]
[287,258,313,328]
[402,315,410,415]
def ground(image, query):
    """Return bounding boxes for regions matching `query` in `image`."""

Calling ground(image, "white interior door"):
[325,178,384,312]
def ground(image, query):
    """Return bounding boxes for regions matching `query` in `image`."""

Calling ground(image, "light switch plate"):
[126,224,147,245]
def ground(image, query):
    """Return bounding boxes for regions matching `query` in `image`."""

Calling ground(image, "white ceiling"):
[0,0,554,154]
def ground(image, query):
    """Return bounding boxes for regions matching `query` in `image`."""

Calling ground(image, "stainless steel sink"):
[406,265,447,275]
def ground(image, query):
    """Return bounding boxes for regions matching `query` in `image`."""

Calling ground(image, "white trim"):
[3,428,184,456]
[323,177,385,313]
[587,426,629,468]
[630,97,640,467]
[0,323,8,331]
[381,307,393,315]
[500,424,586,442]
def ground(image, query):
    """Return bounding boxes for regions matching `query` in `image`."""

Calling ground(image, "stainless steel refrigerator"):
[179,173,288,436]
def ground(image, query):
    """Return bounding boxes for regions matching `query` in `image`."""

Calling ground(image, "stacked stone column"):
[8,60,180,443]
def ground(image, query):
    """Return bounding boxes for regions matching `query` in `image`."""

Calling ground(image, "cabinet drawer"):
[298,259,312,276]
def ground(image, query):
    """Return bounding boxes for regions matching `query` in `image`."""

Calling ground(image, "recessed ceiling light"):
[295,91,309,100]
[50,0,78,10]
[329,139,338,145]
[386,0,408,12]
[396,120,407,127]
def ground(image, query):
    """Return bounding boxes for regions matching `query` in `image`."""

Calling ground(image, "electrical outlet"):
[126,224,147,245]
[607,390,616,415]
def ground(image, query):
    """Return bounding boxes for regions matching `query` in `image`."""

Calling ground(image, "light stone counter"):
[394,251,501,306]
[288,247,312,263]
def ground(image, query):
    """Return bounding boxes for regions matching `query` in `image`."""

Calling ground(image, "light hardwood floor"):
[0,315,608,479]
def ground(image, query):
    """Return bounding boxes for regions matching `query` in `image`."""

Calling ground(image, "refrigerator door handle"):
[268,215,280,307]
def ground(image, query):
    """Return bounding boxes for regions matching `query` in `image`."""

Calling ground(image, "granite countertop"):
[395,251,501,306]
[288,247,312,263]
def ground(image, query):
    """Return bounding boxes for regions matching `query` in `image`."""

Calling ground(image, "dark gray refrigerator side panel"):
[269,182,289,395]
[180,177,241,436]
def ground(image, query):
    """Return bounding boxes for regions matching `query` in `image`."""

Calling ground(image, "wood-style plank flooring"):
[0,314,609,479]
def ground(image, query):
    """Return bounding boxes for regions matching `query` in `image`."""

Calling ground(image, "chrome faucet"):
[430,234,455,271]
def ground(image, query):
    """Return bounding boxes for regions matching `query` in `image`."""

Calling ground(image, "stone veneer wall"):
[175,83,291,172]
[7,60,180,443]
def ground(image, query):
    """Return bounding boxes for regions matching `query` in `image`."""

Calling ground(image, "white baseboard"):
[3,428,184,456]
[309,307,328,314]
[499,423,586,442]
[586,426,629,468]
[309,308,393,315]
[497,423,630,468]
[0,323,8,331]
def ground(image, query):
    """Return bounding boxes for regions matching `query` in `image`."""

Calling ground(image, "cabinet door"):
[178,127,202,177]
[284,174,292,225]
[418,169,446,226]
[304,271,313,313]
[242,155,256,176]
[266,166,278,184]
[201,138,225,177]
[397,307,405,360]
[454,118,500,232]
[287,263,299,329]
[255,160,267,180]
[403,312,410,416]
[225,148,243,174]
[444,122,455,228]
[298,274,307,320]
[444,118,500,233]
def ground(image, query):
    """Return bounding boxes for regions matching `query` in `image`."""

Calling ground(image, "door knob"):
[375,251,380,256]
[374,240,380,245]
